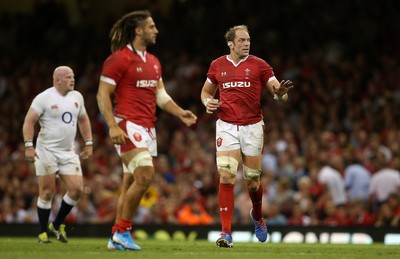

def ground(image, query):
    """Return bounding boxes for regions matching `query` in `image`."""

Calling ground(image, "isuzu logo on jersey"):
[136,80,158,87]
[222,81,251,89]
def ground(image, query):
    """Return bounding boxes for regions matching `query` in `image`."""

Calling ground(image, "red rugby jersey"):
[101,45,162,128]
[207,55,274,125]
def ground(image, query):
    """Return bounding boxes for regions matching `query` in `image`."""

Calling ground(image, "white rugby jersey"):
[30,86,86,151]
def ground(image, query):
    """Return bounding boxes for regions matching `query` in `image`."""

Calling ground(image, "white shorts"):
[34,145,82,176]
[216,119,264,156]
[114,117,157,160]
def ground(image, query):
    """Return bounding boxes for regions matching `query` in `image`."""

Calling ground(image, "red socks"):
[117,218,132,233]
[111,223,119,235]
[218,183,234,234]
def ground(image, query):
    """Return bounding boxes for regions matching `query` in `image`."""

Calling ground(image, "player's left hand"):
[25,147,36,163]
[274,80,294,96]
[179,110,197,126]
[80,145,93,160]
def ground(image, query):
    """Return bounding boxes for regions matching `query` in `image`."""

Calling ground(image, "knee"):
[217,156,239,175]
[219,170,236,184]
[217,156,238,184]
[248,184,258,192]
[40,187,54,201]
[246,179,260,192]
[126,151,153,174]
[243,165,261,180]
[134,167,155,192]
[68,186,83,200]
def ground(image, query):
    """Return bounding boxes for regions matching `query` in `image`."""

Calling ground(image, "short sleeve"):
[75,91,87,116]
[259,59,275,84]
[101,53,131,86]
[30,92,46,115]
[206,60,218,84]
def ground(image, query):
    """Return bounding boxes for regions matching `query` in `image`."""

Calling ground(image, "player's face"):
[60,71,75,93]
[142,17,158,46]
[233,29,250,58]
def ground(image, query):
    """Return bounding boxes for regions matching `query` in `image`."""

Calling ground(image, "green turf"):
[0,237,399,259]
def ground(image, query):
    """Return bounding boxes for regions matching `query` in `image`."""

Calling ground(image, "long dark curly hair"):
[109,10,151,53]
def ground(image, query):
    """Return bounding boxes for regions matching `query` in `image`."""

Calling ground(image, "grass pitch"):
[0,237,398,259]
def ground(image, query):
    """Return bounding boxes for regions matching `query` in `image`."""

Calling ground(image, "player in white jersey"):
[200,25,294,247]
[22,66,93,244]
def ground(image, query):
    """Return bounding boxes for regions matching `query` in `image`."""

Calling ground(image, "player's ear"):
[135,27,143,36]
[227,41,233,47]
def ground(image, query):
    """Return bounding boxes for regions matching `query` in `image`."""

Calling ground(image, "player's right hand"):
[109,125,128,145]
[204,98,221,114]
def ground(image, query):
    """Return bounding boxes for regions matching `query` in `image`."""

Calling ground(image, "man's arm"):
[22,108,40,162]
[22,108,39,144]
[78,112,93,159]
[97,81,118,129]
[96,80,128,144]
[78,113,92,142]
[156,81,197,126]
[200,80,219,114]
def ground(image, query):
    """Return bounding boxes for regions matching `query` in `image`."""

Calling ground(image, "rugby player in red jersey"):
[97,10,197,251]
[200,25,294,247]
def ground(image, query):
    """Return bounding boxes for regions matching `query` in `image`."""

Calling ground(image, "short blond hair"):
[224,25,249,43]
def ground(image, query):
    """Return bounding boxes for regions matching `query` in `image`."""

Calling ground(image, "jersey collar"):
[127,44,147,62]
[226,55,249,67]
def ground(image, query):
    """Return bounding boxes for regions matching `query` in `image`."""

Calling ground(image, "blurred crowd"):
[0,0,400,228]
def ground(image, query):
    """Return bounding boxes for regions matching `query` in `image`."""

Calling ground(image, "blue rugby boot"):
[107,237,125,250]
[216,232,233,248]
[112,231,141,251]
[250,209,268,242]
